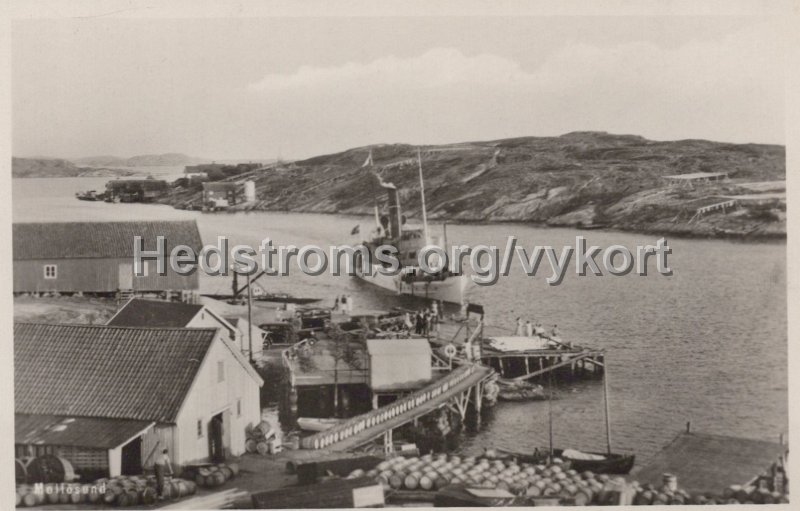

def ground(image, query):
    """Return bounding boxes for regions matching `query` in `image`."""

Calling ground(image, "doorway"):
[208,413,225,463]
[120,436,142,475]
[118,263,133,289]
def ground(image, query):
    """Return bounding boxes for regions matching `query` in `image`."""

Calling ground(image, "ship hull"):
[355,265,467,304]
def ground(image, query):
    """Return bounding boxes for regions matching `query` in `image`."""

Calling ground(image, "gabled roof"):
[107,298,204,328]
[15,414,154,450]
[13,220,203,260]
[15,323,218,423]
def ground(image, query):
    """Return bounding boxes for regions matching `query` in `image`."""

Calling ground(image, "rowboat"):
[496,379,546,401]
[296,417,343,432]
[494,447,635,474]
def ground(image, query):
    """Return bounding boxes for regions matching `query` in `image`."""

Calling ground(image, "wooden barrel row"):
[193,462,240,488]
[15,483,105,507]
[301,365,476,449]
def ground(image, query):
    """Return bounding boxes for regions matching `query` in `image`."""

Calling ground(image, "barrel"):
[69,489,83,504]
[141,487,157,505]
[388,472,405,489]
[185,480,197,495]
[404,472,422,490]
[221,466,234,480]
[22,493,37,507]
[246,439,258,453]
[419,474,435,490]
[257,441,269,455]
[195,473,206,486]
[213,471,226,486]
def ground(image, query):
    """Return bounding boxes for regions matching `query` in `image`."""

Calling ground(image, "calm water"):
[13,178,788,465]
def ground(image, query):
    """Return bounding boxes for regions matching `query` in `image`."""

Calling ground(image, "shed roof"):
[15,414,154,450]
[107,298,204,328]
[366,338,432,356]
[14,323,218,423]
[13,220,203,260]
[632,431,787,494]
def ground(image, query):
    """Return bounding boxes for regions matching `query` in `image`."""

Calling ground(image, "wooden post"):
[603,364,613,455]
[247,271,254,363]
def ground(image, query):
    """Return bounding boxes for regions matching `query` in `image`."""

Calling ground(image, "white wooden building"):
[15,323,263,477]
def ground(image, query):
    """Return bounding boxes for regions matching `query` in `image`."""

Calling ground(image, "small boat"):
[495,447,635,474]
[201,293,321,305]
[296,417,343,432]
[75,190,103,201]
[497,379,546,401]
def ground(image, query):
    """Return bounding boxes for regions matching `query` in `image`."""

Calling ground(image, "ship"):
[352,149,469,304]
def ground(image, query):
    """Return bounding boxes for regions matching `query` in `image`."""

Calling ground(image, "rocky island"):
[160,132,785,239]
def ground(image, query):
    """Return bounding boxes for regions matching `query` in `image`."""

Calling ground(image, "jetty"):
[297,363,493,452]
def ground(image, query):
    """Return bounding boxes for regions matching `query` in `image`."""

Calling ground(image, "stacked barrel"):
[193,462,240,488]
[354,453,606,504]
[14,475,197,507]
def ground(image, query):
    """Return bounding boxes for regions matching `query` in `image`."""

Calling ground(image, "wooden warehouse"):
[107,297,264,358]
[14,323,263,478]
[12,220,202,294]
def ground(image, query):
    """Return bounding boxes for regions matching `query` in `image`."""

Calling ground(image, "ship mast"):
[417,148,429,245]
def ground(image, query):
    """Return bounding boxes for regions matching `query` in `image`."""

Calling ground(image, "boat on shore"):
[493,447,635,474]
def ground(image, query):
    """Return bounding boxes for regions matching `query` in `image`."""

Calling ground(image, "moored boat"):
[353,148,468,304]
[297,417,343,432]
[494,447,635,474]
[496,379,547,401]
[75,190,103,201]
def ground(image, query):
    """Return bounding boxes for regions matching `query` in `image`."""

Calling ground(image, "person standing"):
[514,317,524,336]
[340,294,347,314]
[525,320,533,337]
[333,295,340,312]
[155,448,173,499]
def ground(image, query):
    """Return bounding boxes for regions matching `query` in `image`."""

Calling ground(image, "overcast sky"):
[12,16,786,160]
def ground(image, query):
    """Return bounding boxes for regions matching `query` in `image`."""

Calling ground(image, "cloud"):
[247,48,535,92]
[244,23,783,147]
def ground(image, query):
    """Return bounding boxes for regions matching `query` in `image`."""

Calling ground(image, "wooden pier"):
[298,363,493,452]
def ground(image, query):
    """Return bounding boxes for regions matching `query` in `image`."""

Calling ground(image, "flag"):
[362,150,373,167]
[351,225,360,235]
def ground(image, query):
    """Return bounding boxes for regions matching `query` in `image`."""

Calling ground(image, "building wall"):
[13,258,199,293]
[140,424,176,471]
[173,335,261,465]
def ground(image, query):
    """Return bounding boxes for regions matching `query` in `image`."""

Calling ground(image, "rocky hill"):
[162,132,786,238]
[11,157,135,178]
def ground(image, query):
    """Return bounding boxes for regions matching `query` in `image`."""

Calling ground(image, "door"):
[118,263,133,289]
[208,413,225,462]
[120,436,143,475]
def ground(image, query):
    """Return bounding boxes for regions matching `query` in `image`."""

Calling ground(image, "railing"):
[299,364,479,450]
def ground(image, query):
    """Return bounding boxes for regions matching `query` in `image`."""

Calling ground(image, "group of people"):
[332,294,354,314]
[514,317,560,338]
[407,303,441,337]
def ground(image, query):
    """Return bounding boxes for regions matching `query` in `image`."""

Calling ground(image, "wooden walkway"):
[300,363,493,452]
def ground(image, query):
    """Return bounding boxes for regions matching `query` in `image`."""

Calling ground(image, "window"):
[237,399,242,417]
[43,265,57,279]
[217,360,225,383]
[197,420,203,438]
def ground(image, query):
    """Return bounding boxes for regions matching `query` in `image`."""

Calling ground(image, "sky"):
[12,16,787,160]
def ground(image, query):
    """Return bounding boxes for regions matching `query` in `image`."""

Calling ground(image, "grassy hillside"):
[163,132,786,238]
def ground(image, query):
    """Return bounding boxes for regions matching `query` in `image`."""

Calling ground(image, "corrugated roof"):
[15,414,154,449]
[15,323,217,423]
[107,298,204,327]
[13,220,203,260]
[632,431,787,494]
[366,338,432,356]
